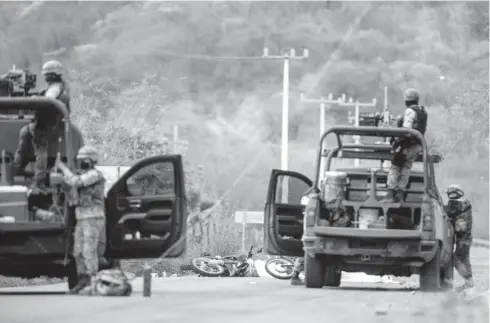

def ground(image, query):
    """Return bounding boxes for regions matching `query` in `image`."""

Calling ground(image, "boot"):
[290,272,303,286]
[455,277,475,294]
[67,274,91,294]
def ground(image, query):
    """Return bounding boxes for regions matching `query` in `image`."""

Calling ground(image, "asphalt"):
[0,248,488,323]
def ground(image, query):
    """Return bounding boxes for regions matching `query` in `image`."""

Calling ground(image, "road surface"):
[0,248,488,323]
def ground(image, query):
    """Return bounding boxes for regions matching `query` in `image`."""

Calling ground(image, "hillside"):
[0,1,488,239]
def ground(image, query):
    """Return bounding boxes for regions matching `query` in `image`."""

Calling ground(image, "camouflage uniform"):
[13,60,70,191]
[385,88,427,203]
[445,185,475,293]
[56,146,106,294]
[291,257,304,285]
[13,122,51,190]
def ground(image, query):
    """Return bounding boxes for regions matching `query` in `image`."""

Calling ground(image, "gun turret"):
[1,65,38,97]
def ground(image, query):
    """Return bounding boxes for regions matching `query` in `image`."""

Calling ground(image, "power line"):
[151,49,309,62]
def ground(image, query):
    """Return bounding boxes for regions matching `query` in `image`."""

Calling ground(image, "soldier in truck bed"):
[12,60,71,193]
[444,184,476,297]
[383,88,428,203]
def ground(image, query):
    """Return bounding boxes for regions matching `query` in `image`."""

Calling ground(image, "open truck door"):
[264,169,312,257]
[106,155,187,259]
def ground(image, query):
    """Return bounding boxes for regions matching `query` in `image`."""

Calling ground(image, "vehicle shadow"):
[333,285,417,293]
[0,291,67,295]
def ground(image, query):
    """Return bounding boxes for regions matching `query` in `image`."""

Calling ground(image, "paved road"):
[0,248,488,323]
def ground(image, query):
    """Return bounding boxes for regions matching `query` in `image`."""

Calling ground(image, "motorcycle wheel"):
[190,257,226,277]
[265,258,295,280]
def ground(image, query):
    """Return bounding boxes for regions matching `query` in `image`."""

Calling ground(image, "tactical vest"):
[45,80,71,113]
[407,105,427,135]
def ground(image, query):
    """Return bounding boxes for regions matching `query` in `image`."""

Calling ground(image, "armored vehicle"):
[264,125,454,291]
[0,97,187,289]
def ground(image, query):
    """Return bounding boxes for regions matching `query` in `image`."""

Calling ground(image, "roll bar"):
[314,126,429,188]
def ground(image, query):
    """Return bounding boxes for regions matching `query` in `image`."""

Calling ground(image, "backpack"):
[407,105,428,135]
[81,269,133,296]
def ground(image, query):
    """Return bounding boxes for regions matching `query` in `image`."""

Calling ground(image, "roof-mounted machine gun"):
[0,65,39,98]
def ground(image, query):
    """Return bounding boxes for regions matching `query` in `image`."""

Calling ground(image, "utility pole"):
[300,93,346,177]
[171,125,189,156]
[262,47,309,203]
[340,95,377,167]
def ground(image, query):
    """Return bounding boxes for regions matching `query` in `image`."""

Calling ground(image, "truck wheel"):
[440,252,454,290]
[305,253,325,288]
[324,265,341,287]
[419,244,441,292]
[67,262,78,290]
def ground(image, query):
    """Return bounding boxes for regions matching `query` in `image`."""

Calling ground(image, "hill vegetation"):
[0,1,488,240]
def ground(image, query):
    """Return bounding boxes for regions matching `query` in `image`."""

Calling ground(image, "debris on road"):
[143,264,152,297]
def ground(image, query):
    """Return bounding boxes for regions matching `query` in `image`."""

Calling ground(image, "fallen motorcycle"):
[190,246,262,278]
[264,256,296,280]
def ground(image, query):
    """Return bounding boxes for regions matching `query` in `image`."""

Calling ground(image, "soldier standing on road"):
[383,88,428,203]
[444,184,476,297]
[55,145,107,294]
[12,60,71,193]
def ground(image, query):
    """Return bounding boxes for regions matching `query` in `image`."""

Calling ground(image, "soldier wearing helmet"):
[444,184,475,297]
[12,60,71,193]
[383,88,428,203]
[41,60,71,112]
[55,145,106,294]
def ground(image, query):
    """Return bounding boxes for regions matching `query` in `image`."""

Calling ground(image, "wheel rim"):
[192,257,224,274]
[267,259,294,278]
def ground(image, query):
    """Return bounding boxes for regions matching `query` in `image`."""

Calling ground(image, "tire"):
[305,253,326,288]
[324,265,341,287]
[66,261,78,290]
[441,251,454,290]
[419,244,441,292]
[190,257,226,277]
[265,258,295,280]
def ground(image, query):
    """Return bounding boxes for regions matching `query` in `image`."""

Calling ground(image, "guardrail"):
[473,238,489,249]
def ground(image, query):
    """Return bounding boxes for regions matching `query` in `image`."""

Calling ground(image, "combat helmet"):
[446,184,464,197]
[41,60,63,76]
[403,88,419,102]
[76,145,99,163]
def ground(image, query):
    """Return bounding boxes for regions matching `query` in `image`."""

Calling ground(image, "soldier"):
[445,184,476,297]
[290,257,304,286]
[55,145,106,294]
[40,60,71,111]
[12,60,71,192]
[383,88,428,203]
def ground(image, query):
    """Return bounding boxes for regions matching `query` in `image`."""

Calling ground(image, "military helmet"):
[41,60,63,76]
[403,88,419,102]
[446,184,464,197]
[76,145,99,163]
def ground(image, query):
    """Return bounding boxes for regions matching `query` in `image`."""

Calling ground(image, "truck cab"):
[264,125,454,291]
[0,97,187,289]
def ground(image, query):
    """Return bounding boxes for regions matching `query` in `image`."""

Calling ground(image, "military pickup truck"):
[0,97,187,289]
[264,125,454,292]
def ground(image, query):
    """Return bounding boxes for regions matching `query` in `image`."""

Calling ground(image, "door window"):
[275,174,311,204]
[126,161,175,196]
